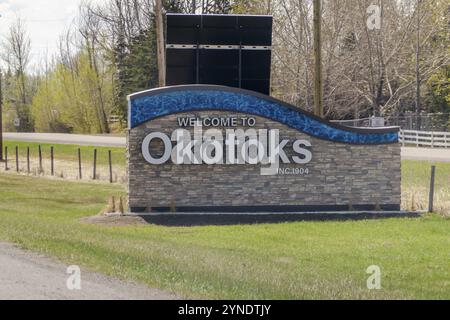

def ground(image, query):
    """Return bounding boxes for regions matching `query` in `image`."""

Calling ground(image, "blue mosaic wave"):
[129,87,398,145]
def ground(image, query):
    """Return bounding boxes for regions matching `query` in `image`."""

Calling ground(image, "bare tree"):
[79,7,111,133]
[1,18,32,131]
[202,0,233,13]
[270,0,449,119]
[3,19,31,105]
[415,0,421,127]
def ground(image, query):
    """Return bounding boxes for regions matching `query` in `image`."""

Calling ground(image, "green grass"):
[402,160,450,189]
[0,171,448,299]
[4,140,126,167]
[402,160,450,214]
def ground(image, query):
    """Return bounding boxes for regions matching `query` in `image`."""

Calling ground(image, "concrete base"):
[126,211,422,226]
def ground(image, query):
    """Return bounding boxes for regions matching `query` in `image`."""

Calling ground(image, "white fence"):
[399,130,450,148]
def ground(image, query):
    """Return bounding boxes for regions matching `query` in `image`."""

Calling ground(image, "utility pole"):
[155,0,166,87]
[0,69,3,161]
[313,0,323,118]
[415,0,421,130]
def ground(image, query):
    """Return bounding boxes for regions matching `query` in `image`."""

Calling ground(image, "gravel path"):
[0,243,178,300]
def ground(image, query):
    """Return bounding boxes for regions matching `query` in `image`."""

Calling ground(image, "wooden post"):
[38,145,43,173]
[50,146,54,176]
[108,150,113,183]
[4,146,8,170]
[428,165,436,213]
[78,148,82,180]
[155,0,166,87]
[27,147,30,174]
[313,0,323,118]
[93,149,97,180]
[15,146,19,172]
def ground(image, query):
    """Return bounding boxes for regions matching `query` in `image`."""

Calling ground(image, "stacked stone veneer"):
[128,111,401,212]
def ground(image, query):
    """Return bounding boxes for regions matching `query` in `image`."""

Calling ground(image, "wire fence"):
[1,144,448,216]
[2,145,126,184]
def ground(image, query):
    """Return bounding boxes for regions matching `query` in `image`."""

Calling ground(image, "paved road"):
[4,132,450,162]
[4,133,126,148]
[401,147,450,162]
[0,243,177,300]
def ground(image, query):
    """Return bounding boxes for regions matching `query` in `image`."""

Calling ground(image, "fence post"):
[108,150,113,183]
[38,145,43,173]
[50,146,54,176]
[416,131,419,147]
[15,146,19,172]
[78,148,82,180]
[428,166,436,213]
[27,147,30,174]
[4,146,8,171]
[93,149,97,180]
[431,132,434,148]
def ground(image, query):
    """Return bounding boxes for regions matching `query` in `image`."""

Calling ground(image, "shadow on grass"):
[138,212,422,227]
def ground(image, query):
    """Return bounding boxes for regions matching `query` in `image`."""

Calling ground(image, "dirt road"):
[0,243,177,300]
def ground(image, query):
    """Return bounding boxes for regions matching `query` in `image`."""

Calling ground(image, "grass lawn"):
[0,170,448,299]
[402,160,450,189]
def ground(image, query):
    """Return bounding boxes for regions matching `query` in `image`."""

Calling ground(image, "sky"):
[0,0,104,70]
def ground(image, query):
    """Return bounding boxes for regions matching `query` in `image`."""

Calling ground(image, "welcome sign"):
[128,85,400,213]
[140,115,313,174]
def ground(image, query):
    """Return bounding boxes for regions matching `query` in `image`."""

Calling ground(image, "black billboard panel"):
[238,15,273,46]
[201,15,239,45]
[241,50,271,79]
[166,14,272,95]
[166,49,197,85]
[199,49,239,87]
[166,14,200,44]
[241,80,271,95]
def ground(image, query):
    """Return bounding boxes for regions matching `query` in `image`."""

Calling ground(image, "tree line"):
[0,0,448,134]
